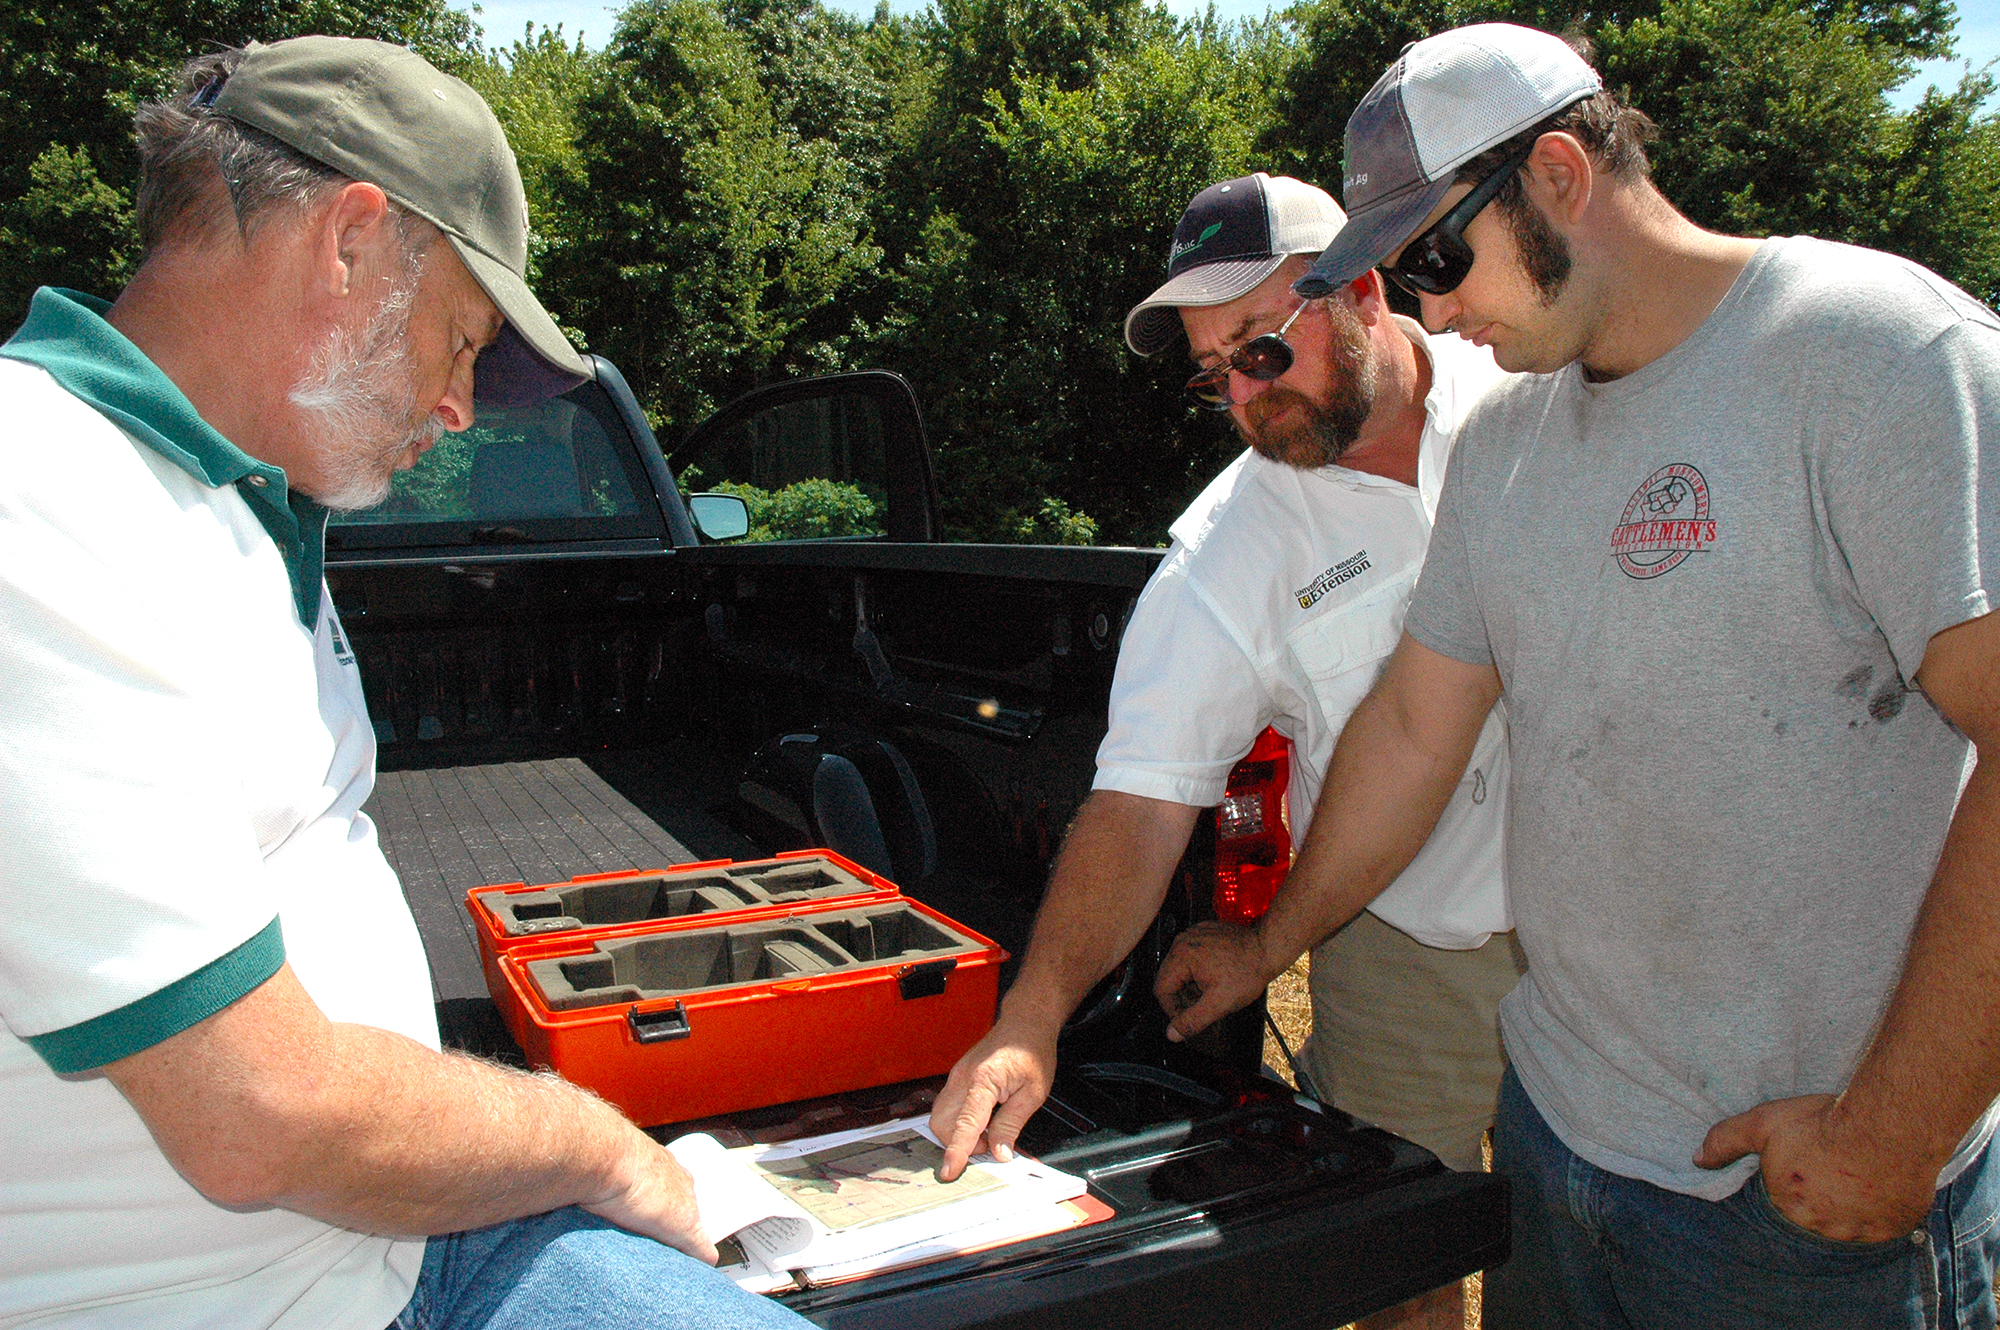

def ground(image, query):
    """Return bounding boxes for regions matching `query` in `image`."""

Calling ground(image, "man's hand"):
[1154,920,1281,1042]
[580,1135,718,1264]
[1696,1094,1939,1242]
[929,1019,1058,1182]
[927,791,1203,1181]
[1694,612,2000,1249]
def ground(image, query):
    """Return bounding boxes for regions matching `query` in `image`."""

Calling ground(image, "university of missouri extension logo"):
[1610,463,1717,579]
[1296,549,1372,609]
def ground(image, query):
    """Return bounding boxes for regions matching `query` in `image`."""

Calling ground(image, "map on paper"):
[750,1129,1005,1231]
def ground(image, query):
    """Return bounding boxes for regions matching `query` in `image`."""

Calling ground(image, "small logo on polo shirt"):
[329,620,357,668]
[1296,549,1371,609]
[1610,463,1717,580]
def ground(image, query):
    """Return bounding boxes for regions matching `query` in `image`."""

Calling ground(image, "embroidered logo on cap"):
[1170,222,1224,266]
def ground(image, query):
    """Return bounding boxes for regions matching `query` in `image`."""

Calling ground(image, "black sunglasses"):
[1378,139,1537,298]
[1185,300,1312,411]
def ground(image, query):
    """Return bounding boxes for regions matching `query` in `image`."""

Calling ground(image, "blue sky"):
[467,0,1999,111]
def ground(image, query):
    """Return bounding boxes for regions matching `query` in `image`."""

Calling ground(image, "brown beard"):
[1239,300,1373,470]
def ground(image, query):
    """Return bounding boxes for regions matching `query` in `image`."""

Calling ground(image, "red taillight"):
[1214,726,1293,925]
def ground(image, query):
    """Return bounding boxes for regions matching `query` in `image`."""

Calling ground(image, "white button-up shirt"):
[1095,318,1511,948]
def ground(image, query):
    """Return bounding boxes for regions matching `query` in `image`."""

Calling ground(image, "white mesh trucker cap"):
[1124,173,1346,356]
[1294,24,1601,298]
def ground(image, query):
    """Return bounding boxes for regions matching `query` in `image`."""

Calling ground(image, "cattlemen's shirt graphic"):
[1295,549,1372,609]
[1609,463,1717,579]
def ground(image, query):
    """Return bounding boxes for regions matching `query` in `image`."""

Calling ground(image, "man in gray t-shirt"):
[1156,23,2000,1330]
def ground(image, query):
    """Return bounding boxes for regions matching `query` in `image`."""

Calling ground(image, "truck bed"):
[366,750,762,1053]
[367,758,1509,1328]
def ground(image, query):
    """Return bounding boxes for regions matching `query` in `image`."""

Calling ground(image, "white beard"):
[287,269,444,511]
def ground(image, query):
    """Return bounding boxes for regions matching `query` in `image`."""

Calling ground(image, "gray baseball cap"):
[1124,173,1345,357]
[1294,24,1601,299]
[214,35,591,405]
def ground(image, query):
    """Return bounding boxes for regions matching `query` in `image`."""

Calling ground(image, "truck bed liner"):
[367,758,700,1008]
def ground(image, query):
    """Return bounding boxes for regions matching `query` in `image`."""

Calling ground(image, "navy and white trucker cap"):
[1124,173,1345,357]
[1294,24,1600,299]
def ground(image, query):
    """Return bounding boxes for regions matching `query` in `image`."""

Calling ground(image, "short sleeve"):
[1404,422,1495,667]
[1822,317,2000,681]
[1094,552,1274,808]
[0,421,281,1070]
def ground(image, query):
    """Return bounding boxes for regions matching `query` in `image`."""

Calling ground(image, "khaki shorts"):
[1298,910,1527,1172]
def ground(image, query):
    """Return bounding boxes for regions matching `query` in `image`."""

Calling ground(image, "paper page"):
[750,1127,1005,1231]
[664,1131,814,1257]
[731,1118,1088,1272]
[715,1235,799,1295]
[798,1197,1098,1286]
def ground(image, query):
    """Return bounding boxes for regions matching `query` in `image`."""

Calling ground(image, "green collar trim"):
[1,288,328,627]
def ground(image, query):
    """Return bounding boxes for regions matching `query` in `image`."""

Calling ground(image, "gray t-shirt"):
[1406,236,2000,1199]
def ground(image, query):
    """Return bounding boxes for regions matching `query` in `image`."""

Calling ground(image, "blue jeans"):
[391,1207,813,1330]
[1485,1067,2000,1330]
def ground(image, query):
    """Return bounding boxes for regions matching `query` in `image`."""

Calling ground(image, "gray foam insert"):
[525,904,976,1011]
[491,856,876,937]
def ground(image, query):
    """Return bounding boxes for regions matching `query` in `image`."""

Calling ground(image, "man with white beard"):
[0,36,811,1330]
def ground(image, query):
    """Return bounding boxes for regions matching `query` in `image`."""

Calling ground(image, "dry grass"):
[1260,955,1484,1330]
[1261,953,1314,1087]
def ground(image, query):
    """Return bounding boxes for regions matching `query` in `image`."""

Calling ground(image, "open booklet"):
[666,1116,1106,1291]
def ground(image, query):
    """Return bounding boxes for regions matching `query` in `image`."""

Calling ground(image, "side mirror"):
[688,492,750,541]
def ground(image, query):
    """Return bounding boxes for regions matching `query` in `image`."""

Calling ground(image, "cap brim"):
[449,235,593,406]
[1293,177,1456,299]
[1124,254,1288,356]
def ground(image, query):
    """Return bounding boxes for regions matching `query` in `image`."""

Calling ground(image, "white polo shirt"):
[1095,318,1511,948]
[0,290,434,1328]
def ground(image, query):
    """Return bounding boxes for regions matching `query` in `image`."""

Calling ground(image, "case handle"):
[897,957,957,1000]
[627,1000,692,1043]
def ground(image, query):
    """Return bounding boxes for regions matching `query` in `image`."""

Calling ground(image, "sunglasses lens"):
[1390,234,1468,296]
[1380,265,1423,298]
[1183,304,1306,409]
[1185,366,1233,409]
[1234,333,1294,382]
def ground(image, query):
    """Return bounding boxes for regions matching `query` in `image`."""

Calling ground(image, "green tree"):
[867,6,1286,543]
[458,22,601,352]
[460,25,598,249]
[1599,0,2000,304]
[707,477,883,539]
[0,0,477,325]
[542,0,881,436]
[1258,0,1997,307]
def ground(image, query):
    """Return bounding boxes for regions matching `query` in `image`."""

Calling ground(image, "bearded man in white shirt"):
[931,172,1521,1330]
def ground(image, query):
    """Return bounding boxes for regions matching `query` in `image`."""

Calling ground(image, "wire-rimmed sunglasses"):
[1377,139,1537,298]
[1185,300,1313,411]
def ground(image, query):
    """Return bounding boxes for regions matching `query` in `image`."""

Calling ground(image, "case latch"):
[627,999,692,1043]
[897,957,957,1000]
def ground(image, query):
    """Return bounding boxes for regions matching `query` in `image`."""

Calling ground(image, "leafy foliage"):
[459,24,599,294]
[535,0,881,435]
[4,0,1996,540]
[379,430,479,517]
[1014,495,1099,545]
[1598,0,2000,304]
[707,476,884,539]
[0,0,473,320]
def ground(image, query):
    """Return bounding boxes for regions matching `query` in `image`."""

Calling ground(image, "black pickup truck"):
[324,358,1506,1328]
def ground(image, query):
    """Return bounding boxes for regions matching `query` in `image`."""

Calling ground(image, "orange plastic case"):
[465,851,901,1015]
[468,855,1005,1126]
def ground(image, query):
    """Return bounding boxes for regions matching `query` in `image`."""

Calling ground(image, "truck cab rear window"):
[329,384,663,549]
